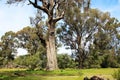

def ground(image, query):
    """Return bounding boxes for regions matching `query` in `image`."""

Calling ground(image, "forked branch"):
[29,0,50,15]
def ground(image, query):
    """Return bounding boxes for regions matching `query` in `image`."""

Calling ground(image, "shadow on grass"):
[0,69,83,80]
[0,71,45,80]
[0,73,45,80]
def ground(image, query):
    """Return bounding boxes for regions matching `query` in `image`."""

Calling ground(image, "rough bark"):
[28,0,64,70]
[46,21,58,70]
[46,34,58,70]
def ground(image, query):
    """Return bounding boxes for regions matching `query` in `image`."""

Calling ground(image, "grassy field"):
[0,68,118,80]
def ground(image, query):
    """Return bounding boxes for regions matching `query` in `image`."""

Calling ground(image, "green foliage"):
[16,26,45,55]
[88,44,120,68]
[14,26,47,70]
[116,49,120,65]
[85,54,102,68]
[0,31,17,67]
[57,54,76,69]
[113,69,120,80]
[59,8,99,68]
[101,53,119,68]
[15,52,46,70]
[89,14,120,68]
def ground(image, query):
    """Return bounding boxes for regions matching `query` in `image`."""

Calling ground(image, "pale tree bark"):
[46,31,58,70]
[46,21,58,70]
[28,0,64,70]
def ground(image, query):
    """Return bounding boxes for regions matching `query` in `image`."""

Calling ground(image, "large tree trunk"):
[46,23,58,71]
[27,0,64,71]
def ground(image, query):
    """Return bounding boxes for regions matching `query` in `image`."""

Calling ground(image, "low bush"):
[113,69,120,80]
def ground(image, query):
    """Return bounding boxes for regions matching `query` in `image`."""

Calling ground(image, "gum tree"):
[6,0,90,70]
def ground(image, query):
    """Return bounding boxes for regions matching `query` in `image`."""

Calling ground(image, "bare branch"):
[29,0,50,15]
[53,11,64,22]
[50,1,57,16]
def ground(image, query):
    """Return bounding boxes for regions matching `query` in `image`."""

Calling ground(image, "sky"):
[0,0,120,55]
[91,0,120,21]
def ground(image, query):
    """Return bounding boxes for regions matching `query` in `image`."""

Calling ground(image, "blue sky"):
[0,0,120,55]
[0,0,35,38]
[91,0,120,20]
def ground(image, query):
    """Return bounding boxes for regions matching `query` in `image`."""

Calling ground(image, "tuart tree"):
[6,0,89,70]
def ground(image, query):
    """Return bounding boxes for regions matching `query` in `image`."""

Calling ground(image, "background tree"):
[88,11,120,68]
[58,7,120,68]
[16,26,45,55]
[58,8,99,68]
[0,31,17,67]
[15,26,47,69]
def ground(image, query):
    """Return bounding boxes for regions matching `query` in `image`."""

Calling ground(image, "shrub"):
[113,69,120,80]
[14,52,47,70]
[57,54,76,69]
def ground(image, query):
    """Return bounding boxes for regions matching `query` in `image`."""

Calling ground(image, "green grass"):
[0,68,26,72]
[0,68,119,80]
[81,68,118,79]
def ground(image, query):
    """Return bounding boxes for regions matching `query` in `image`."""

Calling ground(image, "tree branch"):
[29,0,50,16]
[53,11,64,22]
[50,1,57,16]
